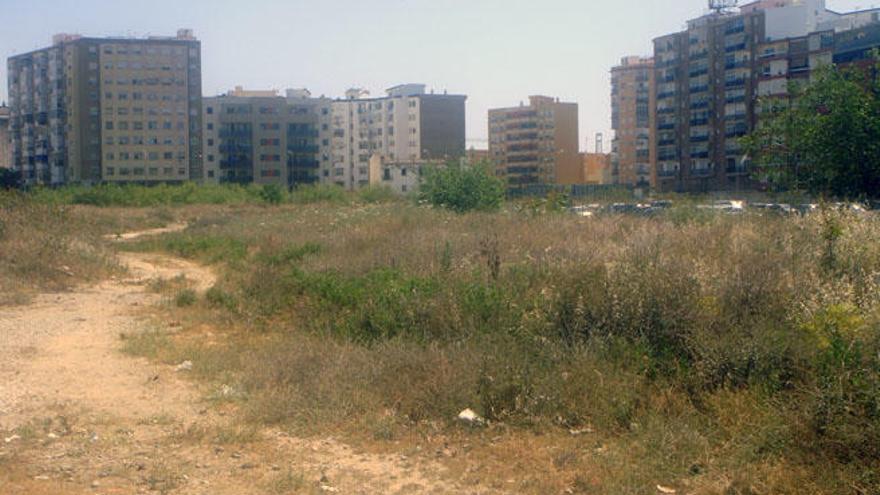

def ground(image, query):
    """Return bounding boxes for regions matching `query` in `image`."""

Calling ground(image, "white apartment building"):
[325,84,466,190]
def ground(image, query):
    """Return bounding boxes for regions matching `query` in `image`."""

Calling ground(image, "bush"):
[259,184,286,205]
[419,162,505,213]
[175,289,197,307]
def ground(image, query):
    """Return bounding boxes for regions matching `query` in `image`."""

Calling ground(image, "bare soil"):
[0,228,495,494]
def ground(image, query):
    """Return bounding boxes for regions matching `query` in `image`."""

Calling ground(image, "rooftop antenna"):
[709,0,738,14]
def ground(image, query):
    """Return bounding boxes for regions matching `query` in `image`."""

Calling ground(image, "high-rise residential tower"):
[488,95,579,193]
[7,30,202,186]
[611,56,655,187]
[652,0,880,193]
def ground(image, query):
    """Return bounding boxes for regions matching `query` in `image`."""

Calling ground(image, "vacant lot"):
[112,198,878,494]
[3,190,879,494]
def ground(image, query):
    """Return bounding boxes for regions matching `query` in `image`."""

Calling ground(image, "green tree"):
[419,161,505,213]
[742,62,880,199]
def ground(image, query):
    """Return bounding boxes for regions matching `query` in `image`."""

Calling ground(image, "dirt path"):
[0,230,484,495]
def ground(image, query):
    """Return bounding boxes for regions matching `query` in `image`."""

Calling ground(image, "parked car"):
[604,203,642,215]
[569,205,598,218]
[753,203,794,215]
[795,204,819,215]
[699,200,746,214]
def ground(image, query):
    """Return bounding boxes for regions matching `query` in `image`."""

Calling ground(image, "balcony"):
[689,68,709,78]
[725,78,746,88]
[725,60,749,70]
[287,145,320,154]
[658,123,675,131]
[725,43,747,53]
[690,101,709,110]
[218,144,253,154]
[689,85,709,94]
[288,159,320,169]
[287,129,319,138]
[219,130,252,139]
[658,139,676,146]
[690,135,709,143]
[690,151,710,159]
[657,91,677,100]
[690,118,709,126]
[725,126,748,138]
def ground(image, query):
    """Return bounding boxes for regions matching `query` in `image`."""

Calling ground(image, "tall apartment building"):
[202,88,331,186]
[653,0,880,193]
[328,84,466,190]
[611,56,655,187]
[489,96,579,193]
[7,30,202,186]
[0,105,10,169]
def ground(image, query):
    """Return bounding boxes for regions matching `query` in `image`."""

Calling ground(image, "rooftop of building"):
[9,30,198,59]
[336,85,466,103]
[612,56,655,72]
[489,95,577,113]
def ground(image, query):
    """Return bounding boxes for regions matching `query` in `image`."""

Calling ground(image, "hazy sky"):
[0,0,871,150]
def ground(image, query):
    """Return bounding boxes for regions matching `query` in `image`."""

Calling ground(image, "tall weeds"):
[128,203,880,492]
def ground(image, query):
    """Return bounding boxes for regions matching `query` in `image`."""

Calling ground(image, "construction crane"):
[709,0,739,14]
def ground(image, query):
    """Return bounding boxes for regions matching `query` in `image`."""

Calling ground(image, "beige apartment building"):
[611,56,655,187]
[489,95,579,193]
[0,105,10,169]
[556,152,612,185]
[7,30,202,185]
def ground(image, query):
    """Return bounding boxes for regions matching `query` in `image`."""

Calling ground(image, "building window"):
[206,106,213,115]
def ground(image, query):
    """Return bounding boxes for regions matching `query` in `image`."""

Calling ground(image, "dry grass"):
[116,202,880,493]
[0,193,181,305]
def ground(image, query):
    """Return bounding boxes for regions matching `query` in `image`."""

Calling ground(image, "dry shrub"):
[0,192,118,302]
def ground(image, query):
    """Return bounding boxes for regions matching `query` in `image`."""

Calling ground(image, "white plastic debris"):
[175,360,194,372]
[457,408,485,425]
